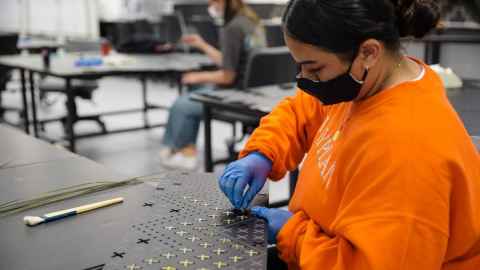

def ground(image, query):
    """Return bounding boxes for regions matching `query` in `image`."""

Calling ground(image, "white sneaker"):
[159,147,173,162]
[161,152,198,171]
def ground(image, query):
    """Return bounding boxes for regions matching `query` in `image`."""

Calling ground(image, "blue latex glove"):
[219,152,272,209]
[251,206,293,244]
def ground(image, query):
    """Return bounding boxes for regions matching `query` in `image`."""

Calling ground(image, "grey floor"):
[2,76,480,204]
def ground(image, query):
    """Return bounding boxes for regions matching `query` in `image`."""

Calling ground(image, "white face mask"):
[208,5,223,20]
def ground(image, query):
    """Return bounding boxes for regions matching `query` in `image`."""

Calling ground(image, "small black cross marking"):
[111,251,125,258]
[143,202,154,207]
[169,208,180,213]
[137,238,150,244]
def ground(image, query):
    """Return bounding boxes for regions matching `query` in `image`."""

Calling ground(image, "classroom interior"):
[0,0,479,269]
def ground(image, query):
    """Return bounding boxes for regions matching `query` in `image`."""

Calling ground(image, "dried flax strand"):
[0,174,165,217]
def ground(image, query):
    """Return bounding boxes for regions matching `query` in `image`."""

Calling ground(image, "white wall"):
[0,0,24,33]
[403,41,480,80]
[0,0,99,39]
[440,44,480,80]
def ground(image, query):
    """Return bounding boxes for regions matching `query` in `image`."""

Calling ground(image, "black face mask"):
[296,63,368,105]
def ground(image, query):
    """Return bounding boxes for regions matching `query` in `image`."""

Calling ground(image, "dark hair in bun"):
[283,0,440,58]
[393,0,441,38]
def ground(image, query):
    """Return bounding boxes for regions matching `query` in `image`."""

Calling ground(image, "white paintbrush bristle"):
[23,216,45,226]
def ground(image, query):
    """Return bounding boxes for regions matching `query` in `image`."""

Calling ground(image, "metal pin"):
[230,256,243,263]
[197,254,210,261]
[238,215,248,221]
[200,242,211,248]
[232,244,243,250]
[212,248,226,255]
[143,258,160,265]
[162,253,176,259]
[219,238,231,244]
[176,231,188,236]
[179,247,193,254]
[125,264,142,270]
[188,236,200,242]
[179,259,194,267]
[213,261,228,269]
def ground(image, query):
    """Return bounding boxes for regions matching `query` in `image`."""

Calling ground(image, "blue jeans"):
[163,85,213,150]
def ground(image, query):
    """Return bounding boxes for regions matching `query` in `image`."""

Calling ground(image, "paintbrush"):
[23,197,124,226]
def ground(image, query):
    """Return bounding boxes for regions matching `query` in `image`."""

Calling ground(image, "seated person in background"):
[160,0,265,170]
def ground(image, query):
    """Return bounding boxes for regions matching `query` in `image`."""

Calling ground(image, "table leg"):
[176,72,183,95]
[65,78,76,152]
[141,76,150,128]
[203,105,213,172]
[28,71,39,137]
[431,41,441,64]
[19,69,30,134]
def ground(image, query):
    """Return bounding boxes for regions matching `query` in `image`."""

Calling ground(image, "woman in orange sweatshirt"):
[219,0,480,269]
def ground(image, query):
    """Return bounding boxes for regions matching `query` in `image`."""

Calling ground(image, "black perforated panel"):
[102,171,267,270]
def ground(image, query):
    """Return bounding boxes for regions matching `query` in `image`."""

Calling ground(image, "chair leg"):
[94,117,107,134]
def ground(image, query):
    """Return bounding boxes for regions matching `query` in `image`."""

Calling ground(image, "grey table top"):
[0,52,212,78]
[0,125,76,169]
[191,83,297,116]
[0,160,155,270]
[0,125,267,270]
[0,125,134,270]
[17,38,65,50]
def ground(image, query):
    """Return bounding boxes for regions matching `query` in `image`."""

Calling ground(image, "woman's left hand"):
[182,72,202,85]
[251,206,293,244]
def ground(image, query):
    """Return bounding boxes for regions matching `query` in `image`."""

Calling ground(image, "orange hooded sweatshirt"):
[240,61,480,270]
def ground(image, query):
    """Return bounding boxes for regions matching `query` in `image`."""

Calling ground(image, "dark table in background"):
[191,84,297,208]
[412,28,480,65]
[17,37,64,53]
[190,84,296,173]
[0,52,211,152]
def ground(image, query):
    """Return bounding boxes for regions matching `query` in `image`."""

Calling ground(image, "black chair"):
[38,41,106,134]
[156,13,188,47]
[242,47,296,89]
[187,15,219,49]
[0,32,20,120]
[265,23,285,47]
[210,47,297,166]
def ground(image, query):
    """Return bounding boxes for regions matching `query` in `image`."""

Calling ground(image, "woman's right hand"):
[181,34,206,50]
[219,152,272,209]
